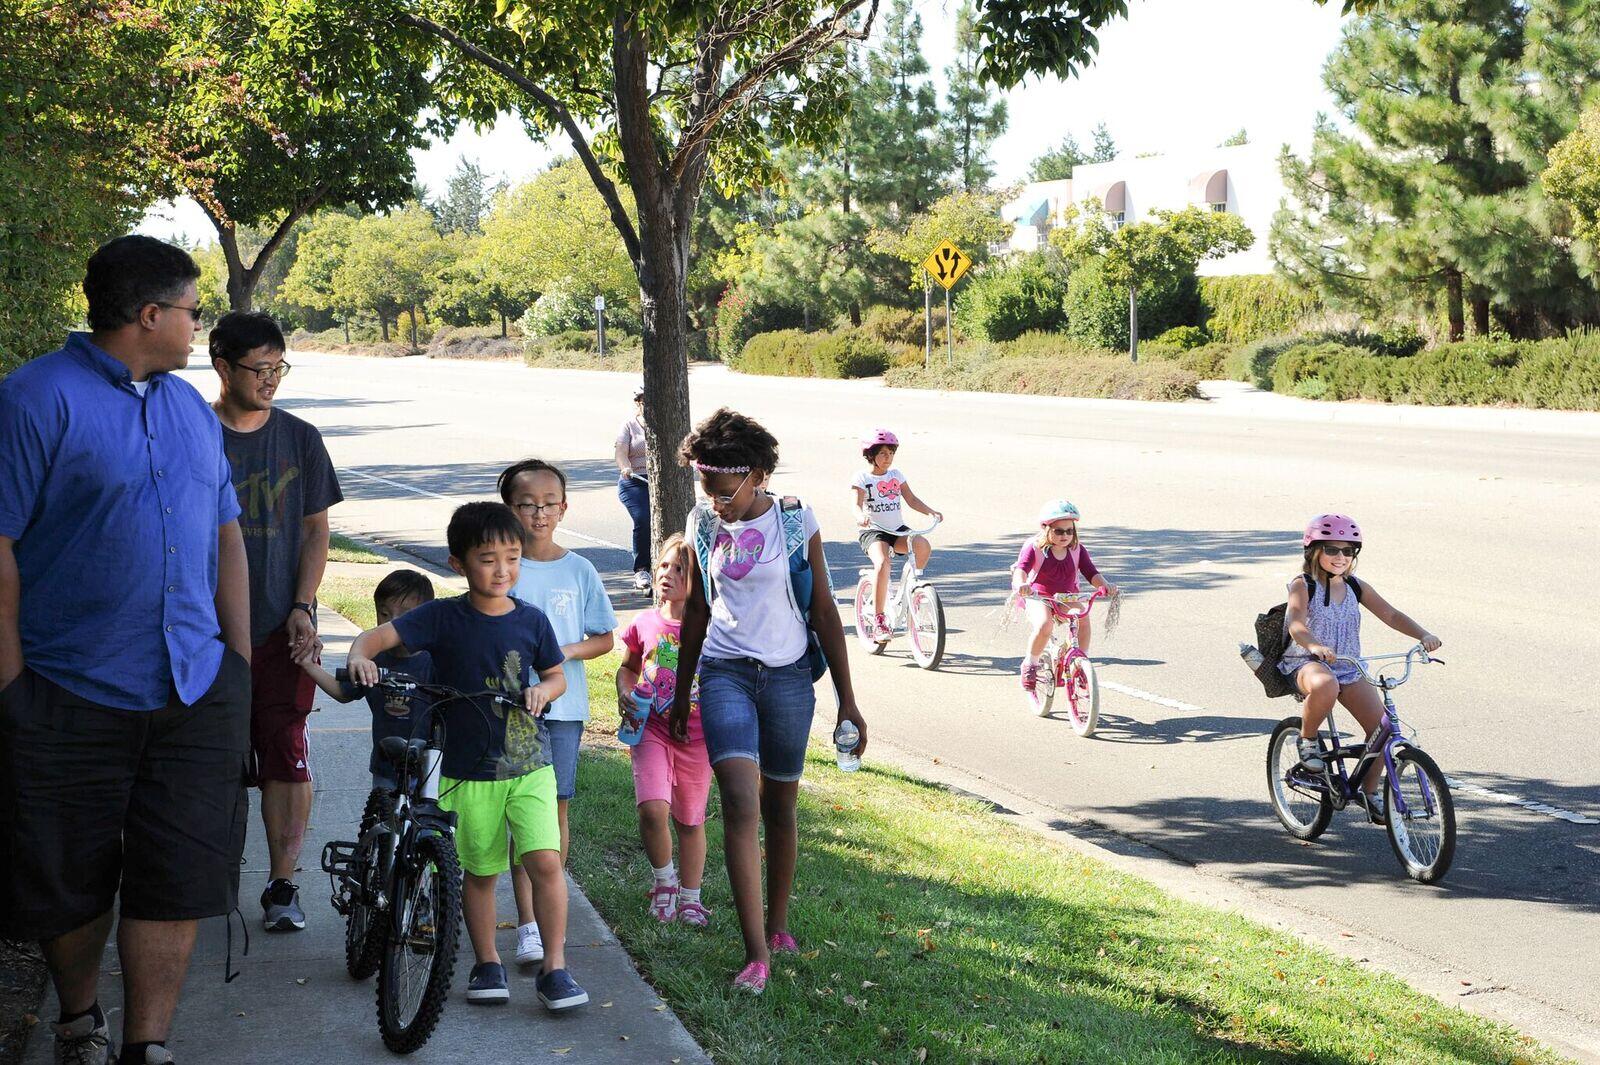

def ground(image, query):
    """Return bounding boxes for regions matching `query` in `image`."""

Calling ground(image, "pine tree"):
[1030,133,1086,181]
[945,0,1008,190]
[1090,122,1117,163]
[1273,0,1600,339]
[854,0,952,223]
[435,157,495,235]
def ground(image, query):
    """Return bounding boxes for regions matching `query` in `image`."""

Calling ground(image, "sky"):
[138,0,1350,246]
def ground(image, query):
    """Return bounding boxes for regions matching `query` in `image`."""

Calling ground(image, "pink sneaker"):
[1021,660,1039,693]
[732,960,769,995]
[648,882,679,922]
[675,900,711,928]
[767,931,799,955]
[874,613,892,641]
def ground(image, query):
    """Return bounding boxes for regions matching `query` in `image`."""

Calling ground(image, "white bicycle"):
[853,517,945,670]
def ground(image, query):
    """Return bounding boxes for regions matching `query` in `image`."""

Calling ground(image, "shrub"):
[885,351,1200,402]
[1197,274,1321,344]
[1227,334,1323,389]
[427,325,523,360]
[715,285,805,362]
[958,256,1068,342]
[732,327,889,379]
[1064,258,1200,351]
[990,331,1115,360]
[1176,342,1234,378]
[1155,325,1209,351]
[523,279,639,338]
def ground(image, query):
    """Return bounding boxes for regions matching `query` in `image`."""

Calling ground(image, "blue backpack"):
[690,494,830,682]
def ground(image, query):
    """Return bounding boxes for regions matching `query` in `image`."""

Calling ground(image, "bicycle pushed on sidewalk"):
[321,669,524,1053]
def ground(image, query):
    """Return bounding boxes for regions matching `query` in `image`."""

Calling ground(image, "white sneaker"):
[632,570,651,591]
[515,922,544,967]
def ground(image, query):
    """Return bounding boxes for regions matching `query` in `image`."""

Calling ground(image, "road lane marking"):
[1098,680,1597,826]
[343,467,630,553]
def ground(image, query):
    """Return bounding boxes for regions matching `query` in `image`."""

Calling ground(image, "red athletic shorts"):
[248,627,317,785]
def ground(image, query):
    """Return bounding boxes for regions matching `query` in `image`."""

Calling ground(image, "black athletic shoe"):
[261,878,306,932]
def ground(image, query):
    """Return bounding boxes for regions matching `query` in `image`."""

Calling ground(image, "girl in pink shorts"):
[616,534,713,927]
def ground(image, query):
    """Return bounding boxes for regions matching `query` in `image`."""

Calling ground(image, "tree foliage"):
[944,0,1008,191]
[1544,103,1600,275]
[331,207,453,345]
[870,188,1014,288]
[1273,0,1600,339]
[431,157,497,236]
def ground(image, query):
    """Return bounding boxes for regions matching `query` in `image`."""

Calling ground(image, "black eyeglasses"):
[1321,544,1360,557]
[156,302,203,324]
[238,361,292,382]
[513,502,564,517]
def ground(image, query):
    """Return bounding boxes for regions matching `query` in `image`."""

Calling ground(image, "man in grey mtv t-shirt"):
[211,311,343,932]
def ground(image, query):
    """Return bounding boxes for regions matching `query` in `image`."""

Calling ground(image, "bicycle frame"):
[1288,647,1440,819]
[862,517,941,632]
[1035,588,1106,684]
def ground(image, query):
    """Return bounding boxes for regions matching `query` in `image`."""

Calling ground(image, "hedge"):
[957,256,1068,342]
[1269,333,1600,409]
[886,352,1201,402]
[732,328,890,379]
[1065,258,1199,351]
[1197,275,1321,344]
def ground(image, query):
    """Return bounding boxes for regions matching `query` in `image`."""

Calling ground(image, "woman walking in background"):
[616,383,651,590]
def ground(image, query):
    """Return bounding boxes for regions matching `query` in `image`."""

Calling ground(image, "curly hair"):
[677,408,779,474]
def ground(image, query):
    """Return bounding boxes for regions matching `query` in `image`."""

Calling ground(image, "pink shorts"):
[630,716,712,826]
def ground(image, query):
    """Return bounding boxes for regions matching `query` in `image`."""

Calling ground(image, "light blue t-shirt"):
[510,550,618,722]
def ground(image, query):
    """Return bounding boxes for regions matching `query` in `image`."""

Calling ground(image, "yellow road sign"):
[922,240,972,289]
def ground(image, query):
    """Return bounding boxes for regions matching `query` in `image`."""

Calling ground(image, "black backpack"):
[1246,575,1362,699]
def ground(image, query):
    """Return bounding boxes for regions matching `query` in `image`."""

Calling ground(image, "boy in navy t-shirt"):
[345,503,587,1011]
[295,568,435,789]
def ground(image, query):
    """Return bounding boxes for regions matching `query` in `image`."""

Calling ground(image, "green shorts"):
[440,766,559,876]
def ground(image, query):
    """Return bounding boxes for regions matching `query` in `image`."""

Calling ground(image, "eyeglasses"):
[238,361,292,382]
[513,502,564,517]
[704,470,753,507]
[1320,544,1359,557]
[156,302,203,324]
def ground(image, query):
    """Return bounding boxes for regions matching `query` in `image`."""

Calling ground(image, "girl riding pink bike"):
[1011,500,1117,693]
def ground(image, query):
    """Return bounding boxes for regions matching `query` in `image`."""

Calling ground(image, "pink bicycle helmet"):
[861,429,899,450]
[1303,513,1362,547]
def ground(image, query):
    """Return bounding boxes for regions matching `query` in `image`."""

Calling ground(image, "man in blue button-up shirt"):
[0,236,253,1064]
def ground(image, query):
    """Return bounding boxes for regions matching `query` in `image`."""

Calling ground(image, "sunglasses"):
[1320,544,1359,558]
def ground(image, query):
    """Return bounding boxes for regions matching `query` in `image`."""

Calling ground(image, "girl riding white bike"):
[851,429,941,642]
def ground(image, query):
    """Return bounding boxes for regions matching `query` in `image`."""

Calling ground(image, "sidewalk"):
[23,607,709,1065]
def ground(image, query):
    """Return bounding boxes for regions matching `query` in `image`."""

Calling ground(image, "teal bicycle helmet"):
[1037,499,1081,525]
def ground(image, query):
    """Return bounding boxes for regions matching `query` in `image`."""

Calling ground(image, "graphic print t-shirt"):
[391,597,564,781]
[222,408,343,644]
[619,610,702,742]
[510,551,617,722]
[1015,541,1099,597]
[367,648,434,775]
[852,468,908,532]
[693,500,820,668]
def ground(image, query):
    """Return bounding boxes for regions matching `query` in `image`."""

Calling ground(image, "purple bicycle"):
[1266,644,1456,883]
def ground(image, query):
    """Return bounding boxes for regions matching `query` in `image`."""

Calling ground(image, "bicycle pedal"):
[321,840,361,878]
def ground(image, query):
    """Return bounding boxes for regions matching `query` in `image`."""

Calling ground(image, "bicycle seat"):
[378,735,410,765]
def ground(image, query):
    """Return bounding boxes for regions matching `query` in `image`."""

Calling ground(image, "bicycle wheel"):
[1267,717,1332,840]
[346,788,396,980]
[377,833,462,1053]
[853,575,887,654]
[907,584,946,670]
[1026,650,1056,717]
[1385,748,1456,884]
[1065,657,1100,737]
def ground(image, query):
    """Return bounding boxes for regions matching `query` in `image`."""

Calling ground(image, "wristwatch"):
[292,601,314,618]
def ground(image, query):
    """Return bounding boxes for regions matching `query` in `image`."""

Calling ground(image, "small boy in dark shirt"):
[345,503,587,1012]
[295,569,435,790]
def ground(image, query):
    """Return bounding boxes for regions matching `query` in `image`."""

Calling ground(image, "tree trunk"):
[500,313,508,338]
[635,189,695,560]
[216,225,262,312]
[1471,295,1490,338]
[342,317,350,344]
[1445,269,1465,342]
[409,305,419,350]
[1128,285,1140,362]
[379,315,390,343]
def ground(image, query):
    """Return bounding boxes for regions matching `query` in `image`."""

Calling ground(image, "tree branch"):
[401,12,640,263]
[669,0,878,184]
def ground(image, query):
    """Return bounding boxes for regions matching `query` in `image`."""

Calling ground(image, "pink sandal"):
[675,900,711,928]
[767,931,799,955]
[732,960,769,995]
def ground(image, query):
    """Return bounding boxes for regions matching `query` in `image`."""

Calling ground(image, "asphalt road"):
[180,350,1600,1055]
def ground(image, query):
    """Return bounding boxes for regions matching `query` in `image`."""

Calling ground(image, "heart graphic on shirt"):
[877,477,903,500]
[715,528,766,580]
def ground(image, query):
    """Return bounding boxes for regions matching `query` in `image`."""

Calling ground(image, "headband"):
[692,461,752,474]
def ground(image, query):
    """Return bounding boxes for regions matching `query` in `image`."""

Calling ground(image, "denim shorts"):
[546,718,584,800]
[697,655,816,782]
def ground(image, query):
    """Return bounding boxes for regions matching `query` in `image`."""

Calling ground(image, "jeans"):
[617,475,650,573]
[697,655,817,782]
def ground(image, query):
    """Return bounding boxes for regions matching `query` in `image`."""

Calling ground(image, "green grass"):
[329,532,388,564]
[568,685,1560,1064]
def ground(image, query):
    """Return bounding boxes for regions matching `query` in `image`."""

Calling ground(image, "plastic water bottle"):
[1239,643,1265,671]
[617,685,651,747]
[833,720,861,772]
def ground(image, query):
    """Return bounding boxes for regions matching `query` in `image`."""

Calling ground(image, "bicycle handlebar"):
[1014,585,1110,619]
[335,666,526,710]
[866,514,942,538]
[1331,644,1442,688]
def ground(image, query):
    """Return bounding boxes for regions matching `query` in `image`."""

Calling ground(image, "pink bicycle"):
[1014,586,1109,736]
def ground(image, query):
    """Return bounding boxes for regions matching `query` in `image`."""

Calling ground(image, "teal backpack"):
[690,494,830,682]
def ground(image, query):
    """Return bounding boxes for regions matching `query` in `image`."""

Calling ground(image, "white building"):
[998,141,1293,276]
